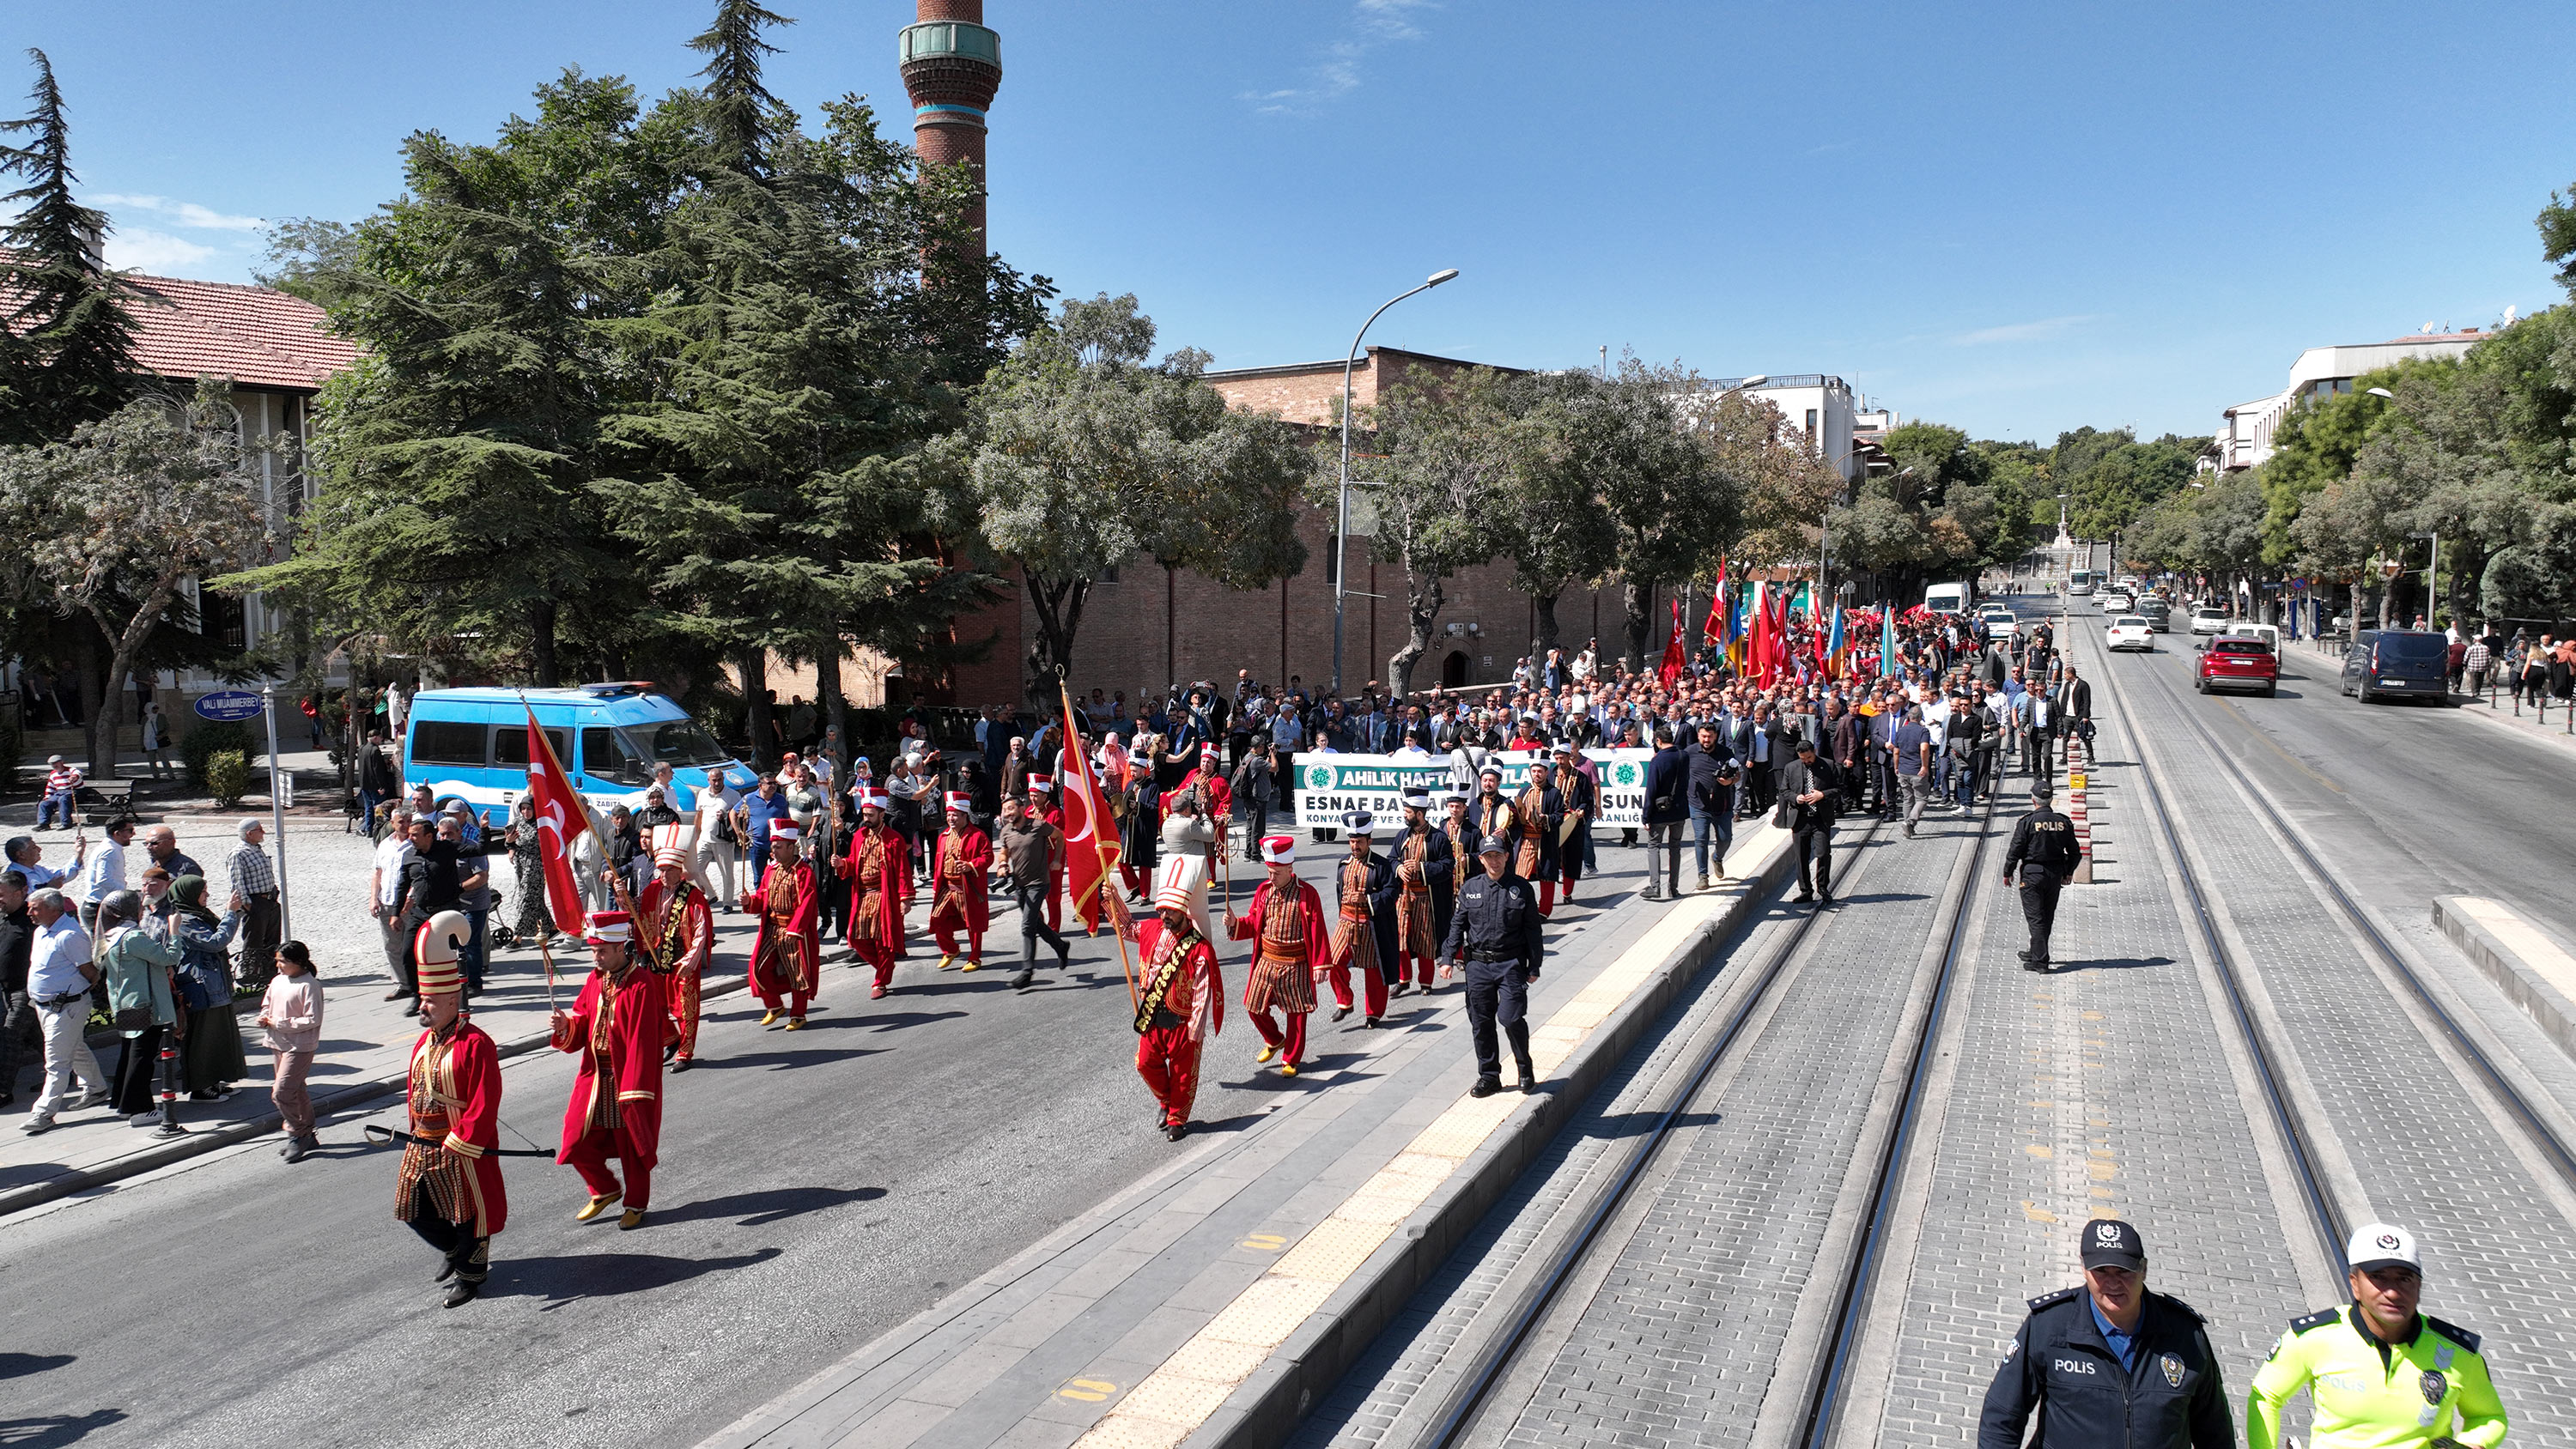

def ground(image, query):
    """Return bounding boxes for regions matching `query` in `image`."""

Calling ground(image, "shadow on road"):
[0,1410,125,1447]
[0,1353,76,1380]
[514,1245,786,1306]
[2043,956,2177,974]
[690,1046,884,1072]
[649,1184,886,1228]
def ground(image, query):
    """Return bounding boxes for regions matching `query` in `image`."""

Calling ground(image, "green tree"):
[1358,368,1518,695]
[1,381,274,773]
[1483,372,1619,659]
[954,295,1309,700]
[0,48,141,448]
[1603,363,1741,670]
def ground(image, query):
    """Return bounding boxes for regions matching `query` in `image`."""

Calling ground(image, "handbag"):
[113,1003,149,1030]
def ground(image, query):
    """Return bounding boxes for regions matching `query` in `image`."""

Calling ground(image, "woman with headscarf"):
[169,875,248,1101]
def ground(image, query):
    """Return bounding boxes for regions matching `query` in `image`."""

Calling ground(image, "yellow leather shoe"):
[936,954,956,971]
[618,1209,647,1231]
[758,1009,779,1027]
[958,960,978,972]
[1280,1063,1298,1077]
[784,1016,807,1031]
[574,1191,622,1222]
[1255,1046,1278,1064]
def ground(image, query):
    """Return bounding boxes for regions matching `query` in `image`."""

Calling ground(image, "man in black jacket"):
[1684,724,1740,891]
[1772,740,1844,905]
[1443,840,1544,1096]
[2003,783,2085,970]
[1978,1219,2233,1449]
[2055,666,2094,767]
[0,871,30,1109]
[1641,728,1689,901]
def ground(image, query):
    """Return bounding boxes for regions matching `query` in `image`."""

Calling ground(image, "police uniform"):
[1978,1220,2233,1449]
[1442,847,1543,1095]
[2002,789,2082,969]
[2245,1224,2508,1448]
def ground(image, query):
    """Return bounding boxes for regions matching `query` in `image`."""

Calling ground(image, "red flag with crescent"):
[1057,688,1123,934]
[524,708,592,931]
[1656,597,1686,689]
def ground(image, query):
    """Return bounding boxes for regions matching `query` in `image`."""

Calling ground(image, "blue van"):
[2339,629,2451,705]
[403,683,756,827]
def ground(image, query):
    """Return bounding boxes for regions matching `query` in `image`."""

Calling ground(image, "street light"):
[1334,268,1461,695]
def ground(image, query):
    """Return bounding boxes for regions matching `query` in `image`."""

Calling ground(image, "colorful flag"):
[1657,597,1686,688]
[1879,599,1900,678]
[1704,561,1729,655]
[1824,603,1846,676]
[1057,688,1123,934]
[522,707,593,931]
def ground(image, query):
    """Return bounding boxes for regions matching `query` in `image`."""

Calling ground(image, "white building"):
[2208,328,2492,473]
[1703,374,1876,482]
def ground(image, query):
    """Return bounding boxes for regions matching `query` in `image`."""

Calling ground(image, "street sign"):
[194,689,264,722]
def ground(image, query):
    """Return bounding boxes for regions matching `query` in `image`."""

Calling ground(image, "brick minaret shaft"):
[899,0,1002,255]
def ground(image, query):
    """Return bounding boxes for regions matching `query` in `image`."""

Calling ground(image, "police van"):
[402,683,755,827]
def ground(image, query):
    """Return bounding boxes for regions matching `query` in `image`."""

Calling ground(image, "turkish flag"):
[1056,689,1123,934]
[1656,597,1686,689]
[523,709,592,931]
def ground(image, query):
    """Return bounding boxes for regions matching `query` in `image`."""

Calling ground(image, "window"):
[637,719,733,767]
[411,721,488,767]
[1806,408,1820,436]
[493,725,572,769]
[580,727,646,783]
[200,591,246,651]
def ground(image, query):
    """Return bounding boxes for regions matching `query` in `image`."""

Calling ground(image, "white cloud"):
[104,227,217,273]
[1954,314,2101,346]
[89,192,266,232]
[1242,3,1430,114]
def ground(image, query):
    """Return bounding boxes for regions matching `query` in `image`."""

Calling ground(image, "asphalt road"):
[0,851,1394,1449]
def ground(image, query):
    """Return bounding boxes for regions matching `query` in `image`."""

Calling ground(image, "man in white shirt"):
[20,888,107,1134]
[76,815,134,934]
[370,807,417,997]
[694,767,743,907]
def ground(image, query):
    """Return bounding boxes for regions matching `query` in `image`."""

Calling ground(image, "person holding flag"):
[839,791,912,999]
[1112,879,1226,1141]
[550,909,666,1232]
[1053,688,1127,939]
[927,793,993,972]
[744,824,821,1028]
[637,849,713,1070]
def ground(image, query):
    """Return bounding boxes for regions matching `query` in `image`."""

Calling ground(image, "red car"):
[2196,634,2278,696]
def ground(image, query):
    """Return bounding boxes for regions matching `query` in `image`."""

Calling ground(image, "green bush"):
[205,749,251,809]
[180,721,255,790]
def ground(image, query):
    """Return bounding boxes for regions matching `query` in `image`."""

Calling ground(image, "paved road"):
[0,845,1425,1449]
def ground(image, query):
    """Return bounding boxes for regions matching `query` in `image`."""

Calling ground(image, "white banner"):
[1291,749,1656,829]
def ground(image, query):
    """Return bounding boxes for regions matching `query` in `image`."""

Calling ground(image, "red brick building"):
[939,345,1661,708]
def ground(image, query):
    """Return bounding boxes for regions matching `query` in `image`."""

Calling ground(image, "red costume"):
[746,855,821,1023]
[1228,873,1330,1072]
[839,822,914,991]
[1133,914,1224,1132]
[396,1018,508,1240]
[637,873,714,1063]
[551,961,669,1212]
[928,823,993,967]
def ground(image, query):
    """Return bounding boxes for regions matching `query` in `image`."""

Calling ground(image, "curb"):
[1183,827,1803,1449]
[0,969,754,1220]
[2431,896,2576,1061]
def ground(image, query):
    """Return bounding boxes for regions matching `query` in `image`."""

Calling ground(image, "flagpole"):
[1062,685,1139,1007]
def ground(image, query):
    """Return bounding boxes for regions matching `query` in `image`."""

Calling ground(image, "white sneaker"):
[72,1088,111,1112]
[20,1116,57,1135]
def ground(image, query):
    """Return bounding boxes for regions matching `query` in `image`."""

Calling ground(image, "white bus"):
[2068,568,2098,596]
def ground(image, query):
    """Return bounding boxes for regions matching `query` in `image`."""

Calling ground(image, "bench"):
[80,779,135,821]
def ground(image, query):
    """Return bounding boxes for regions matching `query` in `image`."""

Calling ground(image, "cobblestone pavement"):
[1292,806,1989,1449]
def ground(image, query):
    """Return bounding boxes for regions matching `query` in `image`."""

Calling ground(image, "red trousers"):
[563,1126,651,1210]
[1136,1025,1202,1127]
[1324,958,1388,1018]
[1403,952,1438,989]
[669,969,702,1060]
[1048,862,1064,932]
[756,979,811,1019]
[931,924,982,965]
[1249,1009,1309,1067]
[854,941,896,989]
[1121,864,1148,898]
[1536,880,1555,916]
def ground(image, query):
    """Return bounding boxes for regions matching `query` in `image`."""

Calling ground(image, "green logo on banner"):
[1613,761,1642,786]
[1305,764,1333,791]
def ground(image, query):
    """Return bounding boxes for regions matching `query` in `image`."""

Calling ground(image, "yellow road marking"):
[1237,1234,1286,1252]
[1060,1379,1118,1403]
[2025,1144,2053,1158]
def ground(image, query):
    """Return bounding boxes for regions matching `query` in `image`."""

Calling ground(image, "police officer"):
[1443,839,1542,1098]
[2245,1223,2507,1448]
[2002,783,2082,971]
[1978,1218,2233,1449]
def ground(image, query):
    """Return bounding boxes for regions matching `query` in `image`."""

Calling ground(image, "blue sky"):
[18,1,2575,442]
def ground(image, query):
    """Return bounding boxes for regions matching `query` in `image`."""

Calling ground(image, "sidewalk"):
[2449,687,2576,755]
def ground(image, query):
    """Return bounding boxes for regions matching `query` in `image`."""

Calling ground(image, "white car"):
[2107,616,2155,652]
[2099,591,2135,612]
[2188,606,2230,635]
[1980,609,2020,642]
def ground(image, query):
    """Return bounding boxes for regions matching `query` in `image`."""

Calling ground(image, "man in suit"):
[1773,740,1844,905]
[2055,665,2093,767]
[1642,726,1690,901]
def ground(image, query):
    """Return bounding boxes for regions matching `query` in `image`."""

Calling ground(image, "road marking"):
[1060,1379,1118,1403]
[1237,1233,1286,1252]
[2020,1200,2058,1223]
[2025,1143,2053,1159]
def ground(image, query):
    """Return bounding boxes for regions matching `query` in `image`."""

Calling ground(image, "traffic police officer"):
[1978,1218,2233,1449]
[1442,839,1543,1098]
[2002,782,2082,970]
[2245,1223,2507,1448]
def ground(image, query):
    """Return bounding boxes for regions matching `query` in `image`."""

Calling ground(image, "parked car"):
[2136,598,2173,633]
[2196,634,2278,695]
[2106,616,2156,652]
[2340,629,2451,704]
[2188,606,2231,635]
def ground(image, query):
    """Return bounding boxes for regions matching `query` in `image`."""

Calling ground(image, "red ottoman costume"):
[637,851,714,1065]
[552,910,669,1227]
[745,824,821,1027]
[1125,881,1226,1138]
[928,793,993,969]
[1227,835,1330,1075]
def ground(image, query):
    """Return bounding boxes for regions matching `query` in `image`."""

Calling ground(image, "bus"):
[2068,568,2098,596]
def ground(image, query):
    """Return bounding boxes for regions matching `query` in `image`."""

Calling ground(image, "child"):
[257,940,324,1162]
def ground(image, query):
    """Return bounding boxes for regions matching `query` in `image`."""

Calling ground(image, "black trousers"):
[240,892,283,993]
[112,1024,168,1115]
[1015,882,1066,966]
[1464,961,1533,1083]
[405,1207,489,1283]
[1793,826,1833,897]
[2020,871,2063,965]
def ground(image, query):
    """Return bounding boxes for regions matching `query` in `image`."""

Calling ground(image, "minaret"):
[898,1,1002,255]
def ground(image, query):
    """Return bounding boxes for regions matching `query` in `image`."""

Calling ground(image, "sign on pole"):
[194,690,264,722]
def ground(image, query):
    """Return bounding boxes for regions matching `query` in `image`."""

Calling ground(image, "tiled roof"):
[3,258,359,392]
[121,271,359,392]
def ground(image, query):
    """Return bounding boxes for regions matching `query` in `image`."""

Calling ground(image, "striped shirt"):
[45,764,81,794]
[229,840,277,898]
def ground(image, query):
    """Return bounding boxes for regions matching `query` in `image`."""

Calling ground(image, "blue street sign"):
[194,690,265,722]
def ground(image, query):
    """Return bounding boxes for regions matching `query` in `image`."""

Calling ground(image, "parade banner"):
[1292,749,1656,830]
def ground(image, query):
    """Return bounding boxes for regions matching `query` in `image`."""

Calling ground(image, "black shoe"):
[1469,1078,1502,1098]
[442,1279,480,1309]
[1517,1067,1538,1094]
[1331,1006,1352,1023]
[1012,969,1035,991]
[2016,949,2030,961]
[1364,1016,1382,1029]
[1055,942,1071,967]
[1793,892,1814,904]
[2026,960,2050,973]
[1164,1121,1188,1142]
[1390,982,1411,999]
[1818,894,1833,906]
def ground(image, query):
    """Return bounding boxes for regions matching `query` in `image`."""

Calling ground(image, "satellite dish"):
[2422,321,2438,333]
[2504,304,2518,324]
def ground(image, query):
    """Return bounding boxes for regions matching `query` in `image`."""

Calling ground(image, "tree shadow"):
[689,1046,884,1071]
[0,1162,73,1191]
[646,1184,885,1228]
[0,1353,75,1380]
[0,1411,126,1447]
[510,1245,785,1307]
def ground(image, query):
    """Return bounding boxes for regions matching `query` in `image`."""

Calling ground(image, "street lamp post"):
[1334,269,1460,698]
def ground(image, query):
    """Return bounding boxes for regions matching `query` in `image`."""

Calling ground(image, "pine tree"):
[0,48,142,446]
